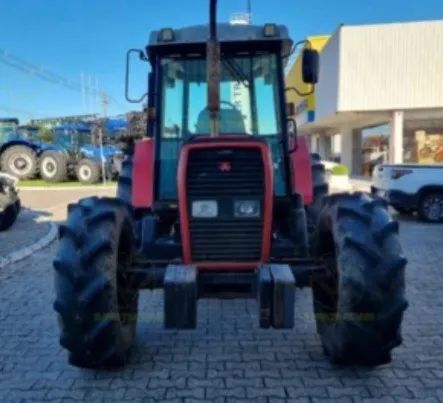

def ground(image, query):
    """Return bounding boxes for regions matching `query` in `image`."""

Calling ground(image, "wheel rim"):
[79,166,91,181]
[9,154,32,176]
[423,196,443,221]
[42,157,57,177]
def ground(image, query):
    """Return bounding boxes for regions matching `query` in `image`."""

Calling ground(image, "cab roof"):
[148,23,293,55]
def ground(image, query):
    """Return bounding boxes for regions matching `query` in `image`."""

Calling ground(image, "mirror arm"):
[285,86,315,97]
[282,39,312,59]
[125,49,149,103]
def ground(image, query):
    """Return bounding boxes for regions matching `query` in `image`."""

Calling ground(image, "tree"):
[37,126,54,143]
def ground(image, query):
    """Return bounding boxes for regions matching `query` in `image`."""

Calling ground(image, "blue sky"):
[1,0,442,123]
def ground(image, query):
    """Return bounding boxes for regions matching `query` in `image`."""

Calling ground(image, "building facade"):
[286,20,443,175]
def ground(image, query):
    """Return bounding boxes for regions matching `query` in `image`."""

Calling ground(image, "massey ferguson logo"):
[218,161,232,172]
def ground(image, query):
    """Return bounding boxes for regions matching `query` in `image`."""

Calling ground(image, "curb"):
[0,221,58,269]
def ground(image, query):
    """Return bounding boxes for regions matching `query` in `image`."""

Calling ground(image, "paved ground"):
[18,187,116,221]
[0,189,442,402]
[0,209,51,257]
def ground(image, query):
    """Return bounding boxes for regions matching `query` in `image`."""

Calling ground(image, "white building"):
[296,20,443,175]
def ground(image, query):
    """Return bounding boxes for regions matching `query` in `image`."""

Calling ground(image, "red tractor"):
[54,1,407,369]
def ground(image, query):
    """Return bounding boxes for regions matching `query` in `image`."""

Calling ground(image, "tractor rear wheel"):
[1,145,38,179]
[39,151,68,182]
[312,193,407,365]
[306,154,329,251]
[53,197,139,368]
[76,159,101,184]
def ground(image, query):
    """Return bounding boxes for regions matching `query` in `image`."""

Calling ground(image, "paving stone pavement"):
[0,209,52,257]
[0,215,442,402]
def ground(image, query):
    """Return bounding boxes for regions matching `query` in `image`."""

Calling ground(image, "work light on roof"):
[263,23,279,38]
[159,28,175,42]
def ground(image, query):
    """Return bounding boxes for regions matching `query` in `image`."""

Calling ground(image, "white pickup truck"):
[371,164,443,222]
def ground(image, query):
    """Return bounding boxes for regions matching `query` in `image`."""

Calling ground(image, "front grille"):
[187,147,265,262]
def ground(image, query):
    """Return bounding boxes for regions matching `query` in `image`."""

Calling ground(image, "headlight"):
[192,200,218,218]
[234,200,260,218]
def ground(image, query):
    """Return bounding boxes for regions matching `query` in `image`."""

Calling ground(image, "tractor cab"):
[146,24,293,200]
[53,123,92,152]
[124,22,319,267]
[0,118,20,143]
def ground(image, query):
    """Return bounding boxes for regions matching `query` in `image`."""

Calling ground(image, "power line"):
[0,104,35,118]
[0,48,124,109]
[0,48,80,91]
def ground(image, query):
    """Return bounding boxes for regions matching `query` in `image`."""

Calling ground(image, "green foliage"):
[37,127,54,143]
[331,164,349,176]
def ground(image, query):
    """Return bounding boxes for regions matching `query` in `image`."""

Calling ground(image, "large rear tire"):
[312,193,408,365]
[1,145,38,179]
[53,197,139,368]
[39,151,68,182]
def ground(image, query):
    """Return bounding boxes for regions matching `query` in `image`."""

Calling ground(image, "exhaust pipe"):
[207,0,221,136]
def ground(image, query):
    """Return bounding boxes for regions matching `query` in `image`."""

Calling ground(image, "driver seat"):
[195,108,246,134]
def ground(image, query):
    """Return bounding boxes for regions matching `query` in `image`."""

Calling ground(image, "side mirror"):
[125,49,149,103]
[302,48,319,84]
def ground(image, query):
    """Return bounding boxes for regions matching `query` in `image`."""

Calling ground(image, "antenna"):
[247,0,252,23]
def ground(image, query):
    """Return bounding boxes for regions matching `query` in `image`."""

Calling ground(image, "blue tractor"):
[0,118,42,179]
[39,122,123,183]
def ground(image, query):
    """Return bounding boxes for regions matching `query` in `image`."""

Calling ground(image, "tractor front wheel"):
[53,197,139,368]
[76,159,101,184]
[39,151,68,182]
[312,193,407,365]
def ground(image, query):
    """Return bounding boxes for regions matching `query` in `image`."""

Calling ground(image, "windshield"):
[161,53,281,137]
[158,52,286,200]
[54,130,90,149]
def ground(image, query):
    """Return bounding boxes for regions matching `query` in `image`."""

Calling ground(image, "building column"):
[318,134,331,160]
[389,111,404,164]
[340,128,362,176]
[341,128,353,173]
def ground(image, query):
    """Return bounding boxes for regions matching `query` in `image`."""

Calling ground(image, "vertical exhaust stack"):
[207,0,221,137]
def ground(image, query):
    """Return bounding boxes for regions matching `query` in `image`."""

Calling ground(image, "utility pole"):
[87,75,93,114]
[95,77,100,114]
[101,92,109,118]
[99,92,109,185]
[80,72,86,113]
[247,0,252,23]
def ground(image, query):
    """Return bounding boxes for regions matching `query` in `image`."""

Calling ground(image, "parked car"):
[39,123,123,184]
[371,163,443,222]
